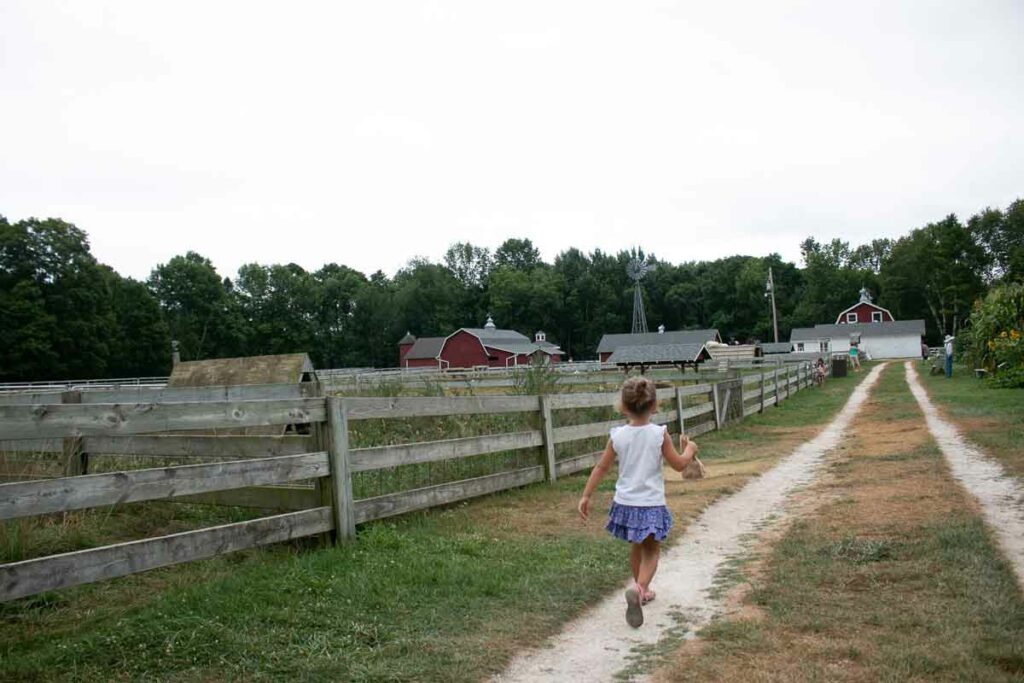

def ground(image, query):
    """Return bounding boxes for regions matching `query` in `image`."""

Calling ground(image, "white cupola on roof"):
[484,315,496,330]
[657,324,665,334]
[535,330,546,342]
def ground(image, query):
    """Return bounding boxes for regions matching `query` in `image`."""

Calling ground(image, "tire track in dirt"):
[905,362,1024,592]
[494,364,886,683]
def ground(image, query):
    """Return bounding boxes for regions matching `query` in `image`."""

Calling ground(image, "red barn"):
[835,288,894,324]
[397,317,565,369]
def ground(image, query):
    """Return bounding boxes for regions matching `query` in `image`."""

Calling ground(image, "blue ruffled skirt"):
[605,502,673,543]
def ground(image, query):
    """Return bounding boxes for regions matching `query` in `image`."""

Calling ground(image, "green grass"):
[0,367,862,681]
[2,502,625,682]
[920,361,1024,478]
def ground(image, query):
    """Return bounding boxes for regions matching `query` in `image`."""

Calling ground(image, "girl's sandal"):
[625,585,644,628]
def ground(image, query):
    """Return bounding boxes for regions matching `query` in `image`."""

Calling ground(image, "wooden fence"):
[0,362,821,601]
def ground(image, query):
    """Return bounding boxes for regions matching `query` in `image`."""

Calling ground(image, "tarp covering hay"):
[168,353,316,388]
[168,354,317,435]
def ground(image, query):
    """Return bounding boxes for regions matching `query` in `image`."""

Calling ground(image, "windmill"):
[627,256,653,334]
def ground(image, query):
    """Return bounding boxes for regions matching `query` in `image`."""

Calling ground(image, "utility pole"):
[766,267,779,344]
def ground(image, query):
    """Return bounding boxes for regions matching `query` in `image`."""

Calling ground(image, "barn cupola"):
[397,331,417,364]
[859,286,873,304]
[535,330,546,342]
[657,324,665,334]
[484,315,496,330]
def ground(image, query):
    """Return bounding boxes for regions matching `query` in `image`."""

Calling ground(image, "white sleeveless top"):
[610,423,667,506]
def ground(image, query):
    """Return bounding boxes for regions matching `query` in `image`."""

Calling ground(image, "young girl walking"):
[577,377,701,628]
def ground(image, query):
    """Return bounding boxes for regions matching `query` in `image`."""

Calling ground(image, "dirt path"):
[494,365,886,682]
[905,362,1024,592]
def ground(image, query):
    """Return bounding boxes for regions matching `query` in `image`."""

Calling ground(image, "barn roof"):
[404,336,446,360]
[597,329,720,354]
[485,341,566,356]
[462,328,532,344]
[607,343,708,365]
[790,320,926,341]
[760,342,794,354]
[397,331,417,345]
[454,327,565,356]
[168,353,315,387]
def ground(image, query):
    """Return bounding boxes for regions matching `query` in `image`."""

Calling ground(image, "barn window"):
[871,311,883,322]
[796,343,805,352]
[846,312,858,323]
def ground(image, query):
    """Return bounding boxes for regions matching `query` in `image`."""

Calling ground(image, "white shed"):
[790,321,926,360]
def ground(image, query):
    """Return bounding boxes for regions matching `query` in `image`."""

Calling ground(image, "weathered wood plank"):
[354,466,545,523]
[547,392,617,410]
[82,435,313,459]
[326,397,355,540]
[0,392,64,406]
[681,402,715,419]
[79,382,317,405]
[553,419,623,444]
[742,389,762,403]
[349,430,543,472]
[551,411,675,445]
[0,507,333,602]
[0,439,62,453]
[344,395,539,420]
[677,383,712,397]
[555,451,602,478]
[686,420,717,438]
[742,373,764,386]
[0,453,329,520]
[0,398,326,440]
[176,485,318,510]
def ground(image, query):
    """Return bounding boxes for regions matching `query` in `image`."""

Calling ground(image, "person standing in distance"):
[944,334,955,378]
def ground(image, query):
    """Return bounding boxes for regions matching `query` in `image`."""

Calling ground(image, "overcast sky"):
[2,2,1022,281]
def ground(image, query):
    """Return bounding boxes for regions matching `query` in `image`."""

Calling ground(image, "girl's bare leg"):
[629,543,642,582]
[637,536,661,592]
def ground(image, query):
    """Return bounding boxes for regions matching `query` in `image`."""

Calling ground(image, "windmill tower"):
[627,256,653,334]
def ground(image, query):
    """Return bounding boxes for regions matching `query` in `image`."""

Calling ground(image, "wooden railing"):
[0,362,823,601]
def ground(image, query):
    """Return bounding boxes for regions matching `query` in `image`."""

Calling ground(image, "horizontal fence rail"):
[0,360,826,601]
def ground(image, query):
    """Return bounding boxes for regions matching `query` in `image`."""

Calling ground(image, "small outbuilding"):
[606,342,711,373]
[596,328,721,363]
[790,321,926,359]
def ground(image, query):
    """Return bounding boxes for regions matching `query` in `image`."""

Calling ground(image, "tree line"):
[1,200,1021,382]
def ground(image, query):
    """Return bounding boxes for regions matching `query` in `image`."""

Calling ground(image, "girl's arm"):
[578,439,616,521]
[661,431,699,472]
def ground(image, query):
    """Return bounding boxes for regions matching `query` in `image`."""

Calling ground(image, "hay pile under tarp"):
[167,353,317,435]
[168,353,316,388]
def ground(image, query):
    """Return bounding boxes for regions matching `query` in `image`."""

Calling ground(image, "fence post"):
[310,382,333,546]
[675,387,686,436]
[759,371,766,413]
[773,369,780,406]
[539,395,558,482]
[326,396,356,541]
[61,390,86,476]
[711,381,723,429]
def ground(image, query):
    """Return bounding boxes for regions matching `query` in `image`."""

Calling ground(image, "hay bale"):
[168,353,315,387]
[167,353,317,436]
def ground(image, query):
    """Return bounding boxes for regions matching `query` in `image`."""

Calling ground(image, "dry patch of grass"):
[652,365,1024,682]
